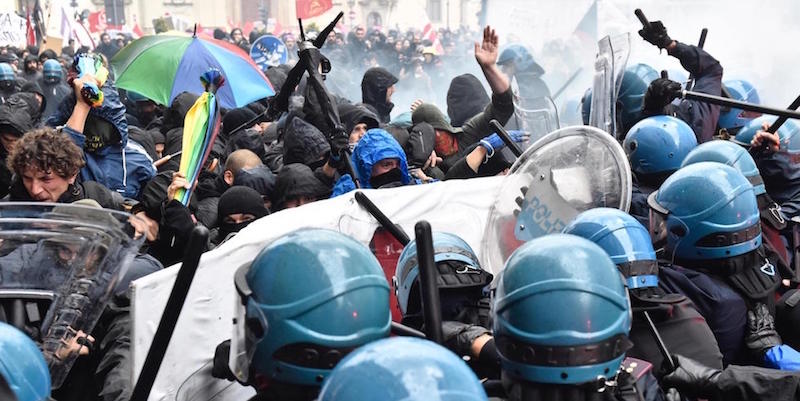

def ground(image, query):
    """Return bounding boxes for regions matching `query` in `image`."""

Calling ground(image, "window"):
[427,0,442,22]
[367,11,382,27]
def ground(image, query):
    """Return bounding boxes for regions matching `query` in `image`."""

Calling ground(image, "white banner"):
[131,176,505,400]
[0,12,26,48]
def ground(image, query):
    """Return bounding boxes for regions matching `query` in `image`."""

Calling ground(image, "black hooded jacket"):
[337,103,379,136]
[361,67,398,124]
[273,163,331,210]
[446,74,490,128]
[283,117,330,168]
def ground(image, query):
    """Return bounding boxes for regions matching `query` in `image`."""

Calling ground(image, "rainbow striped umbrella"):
[174,69,223,205]
[111,33,274,109]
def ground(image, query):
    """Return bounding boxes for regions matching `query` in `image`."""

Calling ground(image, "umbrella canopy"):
[111,34,274,109]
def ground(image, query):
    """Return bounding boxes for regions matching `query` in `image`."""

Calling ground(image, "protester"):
[4,8,800,401]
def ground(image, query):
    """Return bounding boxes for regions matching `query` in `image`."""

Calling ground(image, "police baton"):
[642,310,676,372]
[681,90,800,120]
[634,9,651,30]
[354,191,410,245]
[130,226,209,401]
[489,119,523,158]
[768,94,800,134]
[415,221,444,344]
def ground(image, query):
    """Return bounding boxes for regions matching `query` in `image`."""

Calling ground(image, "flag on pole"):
[296,0,333,20]
[26,8,36,47]
[33,0,46,44]
[573,0,598,45]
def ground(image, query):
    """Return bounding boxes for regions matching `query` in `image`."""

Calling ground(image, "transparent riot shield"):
[0,202,143,388]
[174,361,255,401]
[481,126,632,276]
[590,33,631,139]
[507,76,561,146]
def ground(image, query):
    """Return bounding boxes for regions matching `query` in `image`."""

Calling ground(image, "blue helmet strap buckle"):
[625,275,659,290]
[496,333,633,368]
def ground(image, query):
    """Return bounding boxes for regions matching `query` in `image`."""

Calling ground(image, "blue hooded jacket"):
[351,128,411,189]
[46,80,156,198]
[46,83,155,199]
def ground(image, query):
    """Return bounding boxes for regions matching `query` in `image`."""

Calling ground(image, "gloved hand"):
[327,126,349,168]
[662,354,721,399]
[212,340,236,381]
[638,20,673,49]
[479,130,527,156]
[745,302,782,356]
[442,320,490,357]
[643,78,683,114]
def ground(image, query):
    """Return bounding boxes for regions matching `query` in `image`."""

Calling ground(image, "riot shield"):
[0,202,142,388]
[174,361,255,401]
[480,126,632,276]
[507,76,561,145]
[589,33,631,138]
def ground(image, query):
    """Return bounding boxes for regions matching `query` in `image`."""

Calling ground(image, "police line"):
[130,176,505,401]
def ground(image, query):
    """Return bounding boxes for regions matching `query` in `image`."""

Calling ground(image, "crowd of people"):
[1,9,800,401]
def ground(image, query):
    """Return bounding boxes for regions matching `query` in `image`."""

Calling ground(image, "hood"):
[46,82,129,148]
[446,73,489,127]
[160,91,200,134]
[222,107,257,139]
[225,128,266,160]
[361,67,397,117]
[351,128,411,189]
[233,165,276,202]
[265,67,288,93]
[338,103,380,136]
[273,163,331,209]
[283,117,330,167]
[0,94,34,136]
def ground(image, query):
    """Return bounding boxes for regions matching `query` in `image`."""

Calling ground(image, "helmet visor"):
[229,263,268,384]
[647,192,669,250]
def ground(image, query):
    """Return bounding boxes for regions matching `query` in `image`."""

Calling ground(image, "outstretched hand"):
[474,26,499,68]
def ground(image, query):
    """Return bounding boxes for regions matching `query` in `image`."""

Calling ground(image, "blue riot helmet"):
[394,232,492,325]
[617,63,659,135]
[564,208,685,304]
[648,162,761,261]
[580,87,592,125]
[0,322,51,401]
[623,115,698,176]
[681,140,766,195]
[230,228,391,392]
[718,80,760,133]
[649,162,780,299]
[0,63,14,91]
[42,59,62,84]
[318,337,488,401]
[497,44,544,76]
[494,234,632,386]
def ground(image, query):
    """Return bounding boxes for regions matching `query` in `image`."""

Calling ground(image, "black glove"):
[662,354,721,399]
[161,199,195,234]
[643,78,683,114]
[638,20,672,49]
[745,302,782,355]
[211,340,236,381]
[442,321,490,357]
[327,126,349,168]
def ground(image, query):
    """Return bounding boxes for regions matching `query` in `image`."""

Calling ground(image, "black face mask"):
[370,167,404,189]
[219,220,252,239]
[0,80,13,90]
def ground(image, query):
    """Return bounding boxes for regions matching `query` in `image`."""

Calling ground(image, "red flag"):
[88,10,107,33]
[296,0,332,19]
[25,9,36,47]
